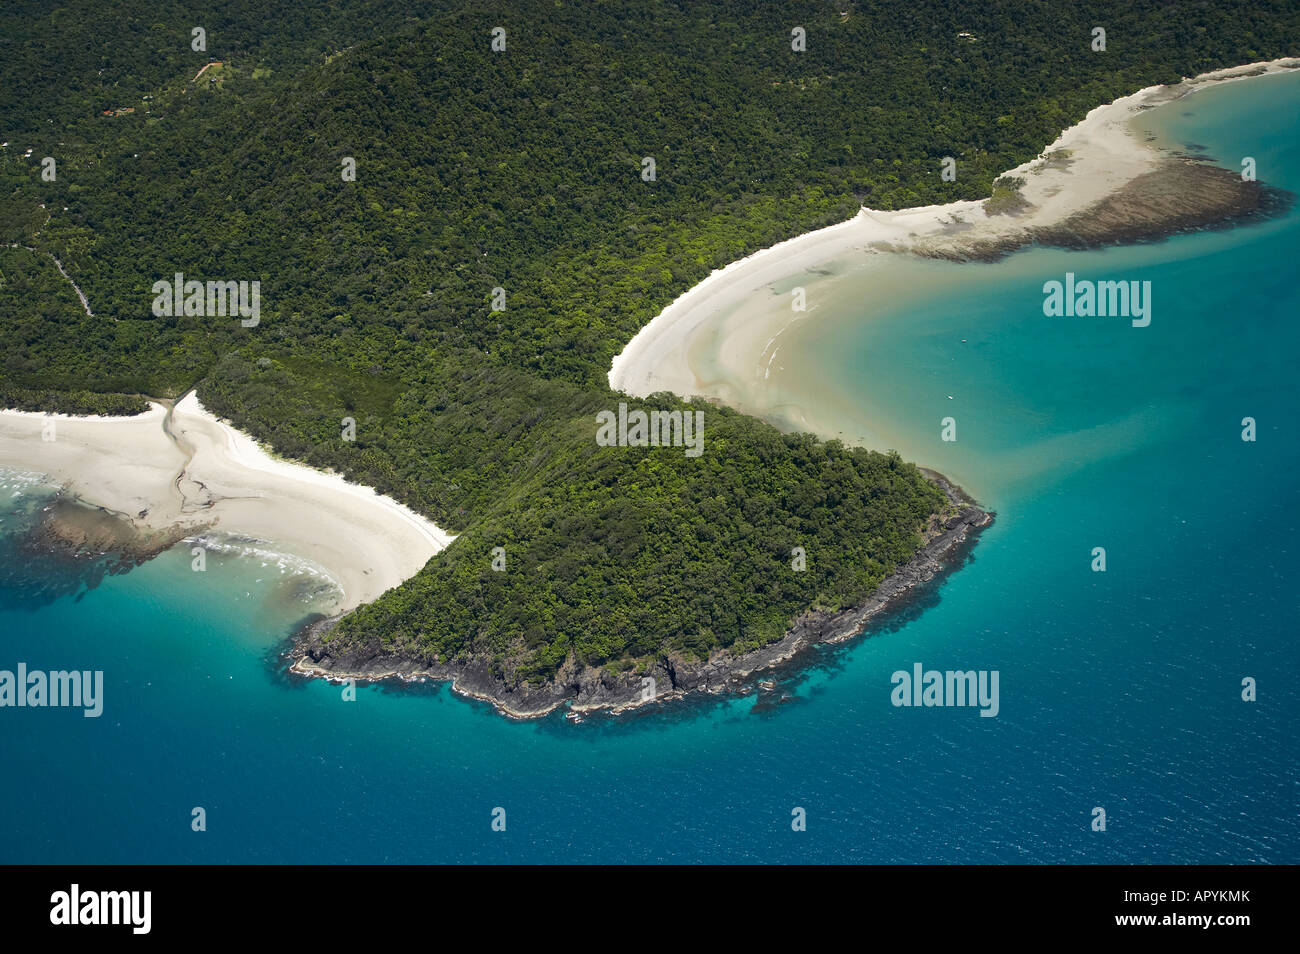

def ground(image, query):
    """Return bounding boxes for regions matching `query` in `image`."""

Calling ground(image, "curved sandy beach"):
[0,394,454,612]
[609,58,1300,401]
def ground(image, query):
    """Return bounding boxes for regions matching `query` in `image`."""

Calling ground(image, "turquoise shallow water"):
[2,72,1298,864]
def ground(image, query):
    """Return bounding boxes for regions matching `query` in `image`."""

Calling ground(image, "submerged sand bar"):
[0,394,454,611]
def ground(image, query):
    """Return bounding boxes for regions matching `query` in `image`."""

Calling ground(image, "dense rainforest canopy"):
[1,0,1295,683]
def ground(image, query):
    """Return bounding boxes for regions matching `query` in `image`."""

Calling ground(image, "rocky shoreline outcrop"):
[911,157,1293,264]
[27,494,200,568]
[0,492,204,609]
[289,471,994,719]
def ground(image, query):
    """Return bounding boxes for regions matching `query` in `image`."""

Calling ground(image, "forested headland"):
[2,1,1295,690]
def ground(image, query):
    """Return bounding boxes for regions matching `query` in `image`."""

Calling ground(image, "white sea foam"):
[183,531,345,605]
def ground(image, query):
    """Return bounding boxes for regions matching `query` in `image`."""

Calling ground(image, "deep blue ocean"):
[2,71,1297,864]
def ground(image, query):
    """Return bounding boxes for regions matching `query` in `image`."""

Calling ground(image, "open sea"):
[2,70,1297,864]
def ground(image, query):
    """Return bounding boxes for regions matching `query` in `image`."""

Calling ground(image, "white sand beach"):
[3,62,1293,618]
[0,394,454,611]
[608,59,1300,402]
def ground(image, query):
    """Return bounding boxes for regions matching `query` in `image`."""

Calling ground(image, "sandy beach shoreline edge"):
[0,393,455,612]
[608,57,1300,401]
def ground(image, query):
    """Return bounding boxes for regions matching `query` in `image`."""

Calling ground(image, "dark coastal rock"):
[914,158,1293,264]
[34,496,195,560]
[1031,158,1292,250]
[0,494,202,610]
[290,471,994,719]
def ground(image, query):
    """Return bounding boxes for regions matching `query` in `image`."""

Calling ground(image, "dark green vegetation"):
[2,1,1295,683]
